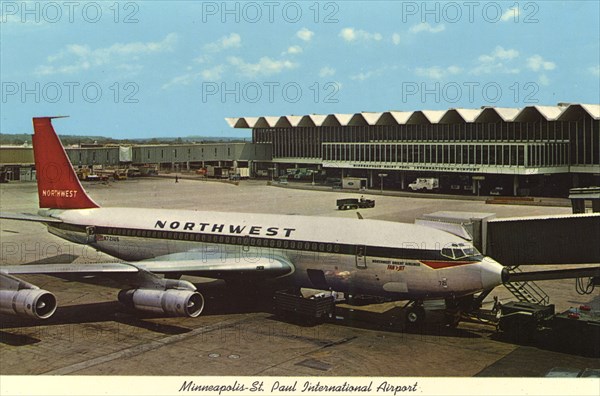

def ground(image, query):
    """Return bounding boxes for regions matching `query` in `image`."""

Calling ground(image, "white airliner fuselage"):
[43,206,504,301]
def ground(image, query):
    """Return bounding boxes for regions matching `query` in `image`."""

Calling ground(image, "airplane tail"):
[32,117,99,209]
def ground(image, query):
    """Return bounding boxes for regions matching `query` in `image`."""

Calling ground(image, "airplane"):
[0,116,508,326]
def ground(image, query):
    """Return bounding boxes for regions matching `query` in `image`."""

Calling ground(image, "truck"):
[336,197,375,210]
[408,178,439,191]
[236,167,250,179]
[205,165,216,177]
[214,167,229,179]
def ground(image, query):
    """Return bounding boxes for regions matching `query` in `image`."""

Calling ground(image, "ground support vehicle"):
[274,290,335,323]
[336,198,375,210]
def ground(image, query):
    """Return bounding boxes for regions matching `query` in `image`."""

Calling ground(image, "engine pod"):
[0,289,57,319]
[118,289,204,317]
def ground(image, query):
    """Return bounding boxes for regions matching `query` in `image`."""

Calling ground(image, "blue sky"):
[1,1,599,138]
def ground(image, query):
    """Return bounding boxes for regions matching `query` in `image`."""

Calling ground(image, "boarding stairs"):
[503,266,550,305]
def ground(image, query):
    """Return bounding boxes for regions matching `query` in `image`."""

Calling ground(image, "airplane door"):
[307,269,329,289]
[355,245,367,269]
[85,226,96,243]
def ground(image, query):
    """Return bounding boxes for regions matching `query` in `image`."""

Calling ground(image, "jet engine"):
[0,273,57,319]
[118,288,204,317]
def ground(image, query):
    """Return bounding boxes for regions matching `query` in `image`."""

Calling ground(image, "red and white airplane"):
[0,117,506,323]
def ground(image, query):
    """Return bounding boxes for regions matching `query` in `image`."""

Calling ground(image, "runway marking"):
[43,316,255,375]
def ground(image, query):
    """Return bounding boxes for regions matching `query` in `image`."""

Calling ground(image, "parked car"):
[490,187,505,196]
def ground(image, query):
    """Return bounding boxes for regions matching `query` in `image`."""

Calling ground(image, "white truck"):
[408,178,439,191]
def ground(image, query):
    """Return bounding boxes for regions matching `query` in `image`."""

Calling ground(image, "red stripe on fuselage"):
[420,260,477,269]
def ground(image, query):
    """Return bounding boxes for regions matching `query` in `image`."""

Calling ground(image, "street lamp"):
[378,173,388,193]
[268,167,276,182]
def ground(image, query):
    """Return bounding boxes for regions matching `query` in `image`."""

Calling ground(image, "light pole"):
[268,167,275,182]
[311,170,315,186]
[378,173,388,193]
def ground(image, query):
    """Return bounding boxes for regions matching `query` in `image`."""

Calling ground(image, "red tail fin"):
[32,117,99,209]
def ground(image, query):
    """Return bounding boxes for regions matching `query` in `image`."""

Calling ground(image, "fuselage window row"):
[100,226,341,254]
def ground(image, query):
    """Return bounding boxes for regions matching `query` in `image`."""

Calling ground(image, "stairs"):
[504,266,550,305]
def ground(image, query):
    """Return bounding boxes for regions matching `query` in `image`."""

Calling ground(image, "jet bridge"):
[417,211,600,266]
[418,211,600,306]
[485,213,600,267]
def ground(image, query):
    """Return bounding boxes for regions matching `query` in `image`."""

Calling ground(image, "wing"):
[1,251,294,280]
[0,250,294,319]
[0,212,63,223]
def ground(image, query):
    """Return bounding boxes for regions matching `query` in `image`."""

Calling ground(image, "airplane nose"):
[480,257,505,289]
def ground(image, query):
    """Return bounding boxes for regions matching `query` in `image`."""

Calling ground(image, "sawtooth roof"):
[227,103,599,128]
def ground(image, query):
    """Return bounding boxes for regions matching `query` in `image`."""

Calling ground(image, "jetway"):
[418,211,600,305]
[486,213,600,267]
[418,211,600,266]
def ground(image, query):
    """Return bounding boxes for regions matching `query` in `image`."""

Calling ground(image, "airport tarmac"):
[0,178,598,377]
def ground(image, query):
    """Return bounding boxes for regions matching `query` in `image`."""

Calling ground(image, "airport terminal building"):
[227,103,599,196]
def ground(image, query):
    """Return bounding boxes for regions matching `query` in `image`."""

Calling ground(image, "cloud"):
[349,65,396,81]
[339,28,383,42]
[539,74,550,86]
[283,45,303,55]
[162,73,200,89]
[392,33,401,45]
[319,67,336,78]
[471,46,520,75]
[162,64,227,89]
[501,7,520,22]
[204,33,241,52]
[415,65,462,80]
[35,33,177,76]
[478,46,519,62]
[193,54,211,64]
[350,71,375,81]
[228,56,297,77]
[296,28,314,42]
[526,55,556,72]
[201,65,226,80]
[409,22,445,34]
[589,65,600,77]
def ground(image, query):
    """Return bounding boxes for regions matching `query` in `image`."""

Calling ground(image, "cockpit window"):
[441,243,482,260]
[441,247,454,259]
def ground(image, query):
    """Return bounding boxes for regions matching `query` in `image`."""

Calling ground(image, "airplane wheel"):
[406,306,425,326]
[445,311,461,328]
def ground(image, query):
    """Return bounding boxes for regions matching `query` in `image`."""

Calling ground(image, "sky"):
[1,0,599,138]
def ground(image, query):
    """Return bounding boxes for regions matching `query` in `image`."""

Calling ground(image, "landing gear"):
[405,302,425,327]
[444,310,461,328]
